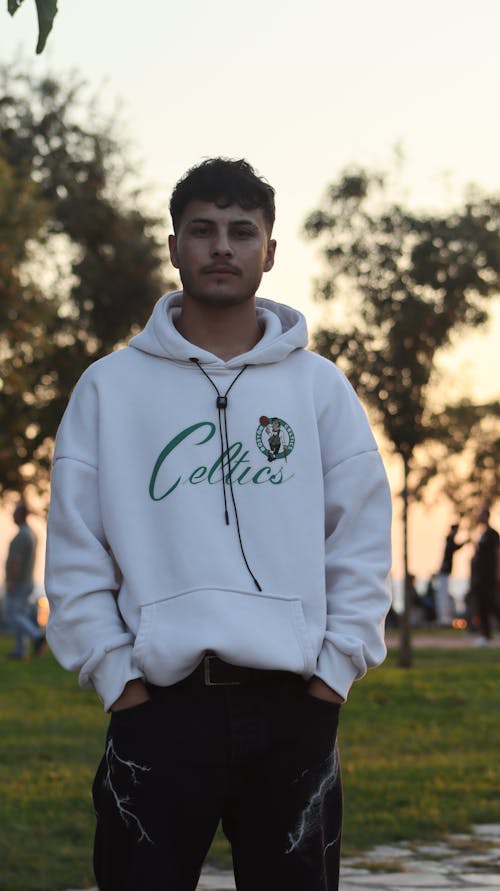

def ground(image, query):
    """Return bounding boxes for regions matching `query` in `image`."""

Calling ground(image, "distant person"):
[4,502,44,659]
[421,575,437,623]
[437,523,468,625]
[470,508,500,646]
[407,573,424,626]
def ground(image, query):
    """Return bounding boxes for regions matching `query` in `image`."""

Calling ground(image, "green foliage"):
[0,63,172,496]
[0,147,51,491]
[1,637,499,889]
[7,0,58,54]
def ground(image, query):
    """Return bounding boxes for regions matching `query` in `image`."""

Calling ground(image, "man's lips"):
[203,266,239,275]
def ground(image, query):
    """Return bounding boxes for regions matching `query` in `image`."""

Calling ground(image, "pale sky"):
[3,0,500,397]
[1,0,500,579]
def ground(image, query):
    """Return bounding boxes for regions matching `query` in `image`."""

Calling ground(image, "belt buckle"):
[203,654,240,686]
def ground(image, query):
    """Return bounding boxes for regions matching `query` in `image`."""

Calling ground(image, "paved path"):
[196,824,500,889]
[385,631,500,649]
[65,824,500,890]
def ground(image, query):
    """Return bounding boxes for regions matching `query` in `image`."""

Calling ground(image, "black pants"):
[92,669,342,891]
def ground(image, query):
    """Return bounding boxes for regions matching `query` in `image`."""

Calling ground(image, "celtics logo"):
[256,416,295,463]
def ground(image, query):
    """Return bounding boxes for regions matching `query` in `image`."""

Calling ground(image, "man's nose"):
[211,229,233,255]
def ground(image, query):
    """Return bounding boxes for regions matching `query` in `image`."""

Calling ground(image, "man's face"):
[168,201,276,307]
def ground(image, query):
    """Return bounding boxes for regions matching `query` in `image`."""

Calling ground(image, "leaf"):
[8,0,26,15]
[35,0,58,54]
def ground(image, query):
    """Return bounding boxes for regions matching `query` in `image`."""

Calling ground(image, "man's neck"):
[175,294,262,361]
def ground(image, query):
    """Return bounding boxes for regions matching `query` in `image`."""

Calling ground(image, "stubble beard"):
[179,270,262,308]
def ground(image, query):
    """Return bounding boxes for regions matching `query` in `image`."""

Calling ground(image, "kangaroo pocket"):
[133,587,316,686]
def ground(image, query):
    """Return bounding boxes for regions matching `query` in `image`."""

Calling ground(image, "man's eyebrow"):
[187,216,259,227]
[231,219,259,228]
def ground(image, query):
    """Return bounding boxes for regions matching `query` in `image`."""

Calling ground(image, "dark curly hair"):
[170,158,275,233]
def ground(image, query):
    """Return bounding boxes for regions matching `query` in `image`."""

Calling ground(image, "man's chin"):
[184,289,255,308]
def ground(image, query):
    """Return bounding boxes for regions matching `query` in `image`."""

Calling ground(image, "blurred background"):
[1,0,499,623]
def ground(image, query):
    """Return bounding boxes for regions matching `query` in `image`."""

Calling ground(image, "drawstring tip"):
[225,510,230,525]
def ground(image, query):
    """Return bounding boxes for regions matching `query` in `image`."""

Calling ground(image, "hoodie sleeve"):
[45,371,143,711]
[314,365,392,700]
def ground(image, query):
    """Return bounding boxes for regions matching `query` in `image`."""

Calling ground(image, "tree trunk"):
[399,452,412,667]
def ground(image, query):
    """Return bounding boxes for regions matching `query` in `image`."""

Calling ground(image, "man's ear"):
[168,234,179,269]
[264,238,277,272]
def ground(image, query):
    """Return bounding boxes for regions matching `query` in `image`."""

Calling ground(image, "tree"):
[414,400,500,519]
[0,148,51,491]
[0,64,171,496]
[304,167,500,666]
[7,0,57,54]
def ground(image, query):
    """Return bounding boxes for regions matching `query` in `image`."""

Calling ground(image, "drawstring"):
[190,358,262,592]
[190,359,246,525]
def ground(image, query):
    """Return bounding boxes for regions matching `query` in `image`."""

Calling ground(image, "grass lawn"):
[1,634,499,890]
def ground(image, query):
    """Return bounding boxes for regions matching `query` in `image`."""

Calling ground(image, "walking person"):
[4,501,44,659]
[470,507,500,646]
[437,523,469,625]
[45,158,392,891]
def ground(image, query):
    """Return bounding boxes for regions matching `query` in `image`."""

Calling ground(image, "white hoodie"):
[45,291,392,711]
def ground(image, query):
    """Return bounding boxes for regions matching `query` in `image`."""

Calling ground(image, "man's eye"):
[235,228,253,238]
[192,226,209,236]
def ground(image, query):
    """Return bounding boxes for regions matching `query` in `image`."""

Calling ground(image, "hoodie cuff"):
[82,644,144,712]
[314,641,362,702]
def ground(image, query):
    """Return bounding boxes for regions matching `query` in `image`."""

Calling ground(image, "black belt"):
[170,653,305,689]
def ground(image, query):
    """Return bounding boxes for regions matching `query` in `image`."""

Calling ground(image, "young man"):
[45,158,392,891]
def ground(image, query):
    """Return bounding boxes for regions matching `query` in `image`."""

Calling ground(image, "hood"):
[129,291,309,367]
